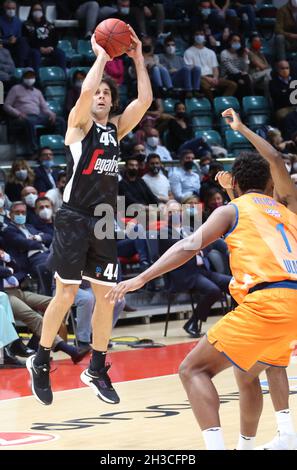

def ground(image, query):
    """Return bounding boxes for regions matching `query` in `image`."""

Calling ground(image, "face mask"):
[201,8,211,16]
[24,193,38,208]
[176,111,186,119]
[166,45,176,55]
[42,160,54,169]
[6,9,16,17]
[14,214,26,225]
[120,7,130,15]
[23,78,36,87]
[0,198,4,209]
[2,252,11,263]
[201,164,210,175]
[285,163,292,173]
[150,166,160,175]
[147,137,159,148]
[252,39,261,51]
[74,80,84,88]
[195,35,205,45]
[32,10,43,19]
[39,207,53,220]
[183,161,194,171]
[15,169,28,181]
[231,42,241,51]
[127,169,138,178]
[143,45,152,53]
[134,152,146,162]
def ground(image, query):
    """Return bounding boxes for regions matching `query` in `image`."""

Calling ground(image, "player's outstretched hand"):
[91,34,111,60]
[126,25,142,60]
[221,108,242,131]
[215,171,233,189]
[105,276,145,303]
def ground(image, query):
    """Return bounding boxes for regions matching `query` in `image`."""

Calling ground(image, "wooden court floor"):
[1,317,297,450]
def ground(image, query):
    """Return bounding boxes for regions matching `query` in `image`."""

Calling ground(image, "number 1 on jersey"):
[276,223,292,253]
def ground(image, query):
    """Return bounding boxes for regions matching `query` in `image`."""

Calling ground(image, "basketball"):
[95,18,132,58]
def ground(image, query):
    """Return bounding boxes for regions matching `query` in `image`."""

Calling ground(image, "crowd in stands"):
[1,0,297,368]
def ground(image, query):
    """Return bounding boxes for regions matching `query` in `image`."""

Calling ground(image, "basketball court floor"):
[1,316,297,450]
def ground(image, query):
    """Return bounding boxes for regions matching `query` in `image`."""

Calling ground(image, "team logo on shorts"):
[95,266,102,278]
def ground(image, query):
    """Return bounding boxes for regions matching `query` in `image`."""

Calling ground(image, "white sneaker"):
[257,431,297,450]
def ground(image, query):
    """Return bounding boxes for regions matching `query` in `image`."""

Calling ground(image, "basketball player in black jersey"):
[26,28,153,405]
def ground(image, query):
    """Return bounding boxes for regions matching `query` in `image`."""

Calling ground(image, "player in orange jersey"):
[106,111,297,450]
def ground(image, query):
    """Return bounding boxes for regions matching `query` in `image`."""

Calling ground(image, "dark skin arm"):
[106,205,236,302]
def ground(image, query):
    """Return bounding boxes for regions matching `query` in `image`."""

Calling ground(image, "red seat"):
[118,254,140,265]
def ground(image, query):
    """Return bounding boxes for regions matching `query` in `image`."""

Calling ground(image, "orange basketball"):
[95,18,132,58]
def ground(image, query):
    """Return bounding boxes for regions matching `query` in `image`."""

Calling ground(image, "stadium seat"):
[18,5,30,21]
[39,67,66,86]
[225,130,252,155]
[57,40,81,65]
[247,114,270,130]
[194,130,222,146]
[47,100,64,117]
[213,96,240,116]
[191,115,213,130]
[14,68,24,81]
[77,40,96,63]
[39,134,65,152]
[44,85,66,100]
[242,96,270,116]
[162,98,178,114]
[185,97,212,116]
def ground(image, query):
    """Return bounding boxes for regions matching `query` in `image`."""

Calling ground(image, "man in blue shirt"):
[0,0,30,66]
[169,149,201,202]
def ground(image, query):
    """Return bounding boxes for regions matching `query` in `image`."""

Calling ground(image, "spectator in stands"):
[199,160,225,201]
[33,196,54,239]
[55,1,100,40]
[199,154,213,179]
[142,153,172,203]
[130,0,166,39]
[220,33,253,99]
[34,147,57,193]
[248,33,272,94]
[116,220,151,271]
[3,68,66,155]
[46,170,66,214]
[119,156,159,210]
[2,201,51,277]
[159,199,231,337]
[144,127,172,161]
[21,185,39,226]
[159,35,201,98]
[203,186,226,221]
[167,101,192,153]
[99,1,140,37]
[230,0,257,33]
[142,35,173,97]
[266,127,297,154]
[105,57,125,85]
[0,0,30,67]
[269,60,297,123]
[184,29,237,101]
[0,187,10,227]
[0,35,15,87]
[5,159,35,201]
[169,149,201,202]
[188,0,227,33]
[275,0,297,61]
[22,3,66,71]
[66,69,87,116]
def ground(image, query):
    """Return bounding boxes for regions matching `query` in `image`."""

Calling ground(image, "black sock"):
[89,350,107,371]
[34,345,51,366]
[27,334,40,351]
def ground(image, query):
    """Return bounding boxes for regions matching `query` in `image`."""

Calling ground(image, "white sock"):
[236,434,255,450]
[202,427,225,450]
[276,409,295,435]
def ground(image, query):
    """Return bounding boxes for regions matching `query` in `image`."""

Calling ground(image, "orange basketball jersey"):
[224,192,297,303]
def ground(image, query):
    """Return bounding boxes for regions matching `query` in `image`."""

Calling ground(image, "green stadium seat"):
[242,96,270,115]
[194,129,222,146]
[47,100,64,117]
[77,40,96,63]
[225,130,252,155]
[39,134,65,153]
[191,115,213,130]
[247,114,270,130]
[213,96,240,116]
[44,85,66,99]
[162,98,178,114]
[14,68,25,81]
[39,67,66,86]
[53,154,66,165]
[185,97,211,116]
[57,40,81,65]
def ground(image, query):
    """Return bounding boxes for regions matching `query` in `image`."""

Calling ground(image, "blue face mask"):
[201,8,211,16]
[231,42,241,51]
[14,214,26,225]
[194,35,205,45]
[42,160,54,169]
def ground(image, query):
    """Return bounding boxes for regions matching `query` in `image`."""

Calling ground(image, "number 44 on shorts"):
[103,263,118,281]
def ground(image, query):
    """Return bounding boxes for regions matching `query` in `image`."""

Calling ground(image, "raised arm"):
[111,26,153,140]
[222,108,297,214]
[106,205,235,302]
[65,35,111,145]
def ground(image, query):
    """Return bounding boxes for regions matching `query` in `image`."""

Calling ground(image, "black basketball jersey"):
[63,121,119,215]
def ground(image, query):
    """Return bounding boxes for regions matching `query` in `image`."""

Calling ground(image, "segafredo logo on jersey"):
[82,149,118,176]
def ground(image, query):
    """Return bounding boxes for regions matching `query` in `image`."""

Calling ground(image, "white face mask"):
[32,10,43,19]
[147,137,159,148]
[23,78,36,87]
[6,9,16,17]
[24,193,38,208]
[39,207,53,220]
[0,198,4,208]
[166,45,176,55]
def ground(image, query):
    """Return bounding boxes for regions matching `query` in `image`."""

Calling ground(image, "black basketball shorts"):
[51,206,118,285]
